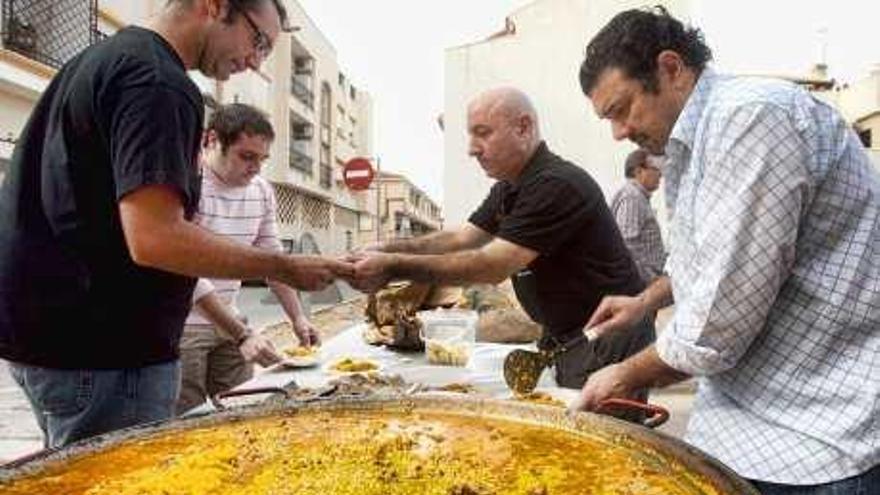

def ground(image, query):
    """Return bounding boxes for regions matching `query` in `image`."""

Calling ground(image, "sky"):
[297,0,880,204]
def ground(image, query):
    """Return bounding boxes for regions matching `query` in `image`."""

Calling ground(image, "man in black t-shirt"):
[350,87,653,396]
[0,0,352,448]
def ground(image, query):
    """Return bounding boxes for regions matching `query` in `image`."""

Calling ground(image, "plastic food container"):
[419,309,477,366]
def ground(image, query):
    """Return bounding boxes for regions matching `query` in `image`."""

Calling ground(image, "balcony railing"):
[290,77,314,109]
[319,164,332,189]
[2,0,99,69]
[290,148,313,175]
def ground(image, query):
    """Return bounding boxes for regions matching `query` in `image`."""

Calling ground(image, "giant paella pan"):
[0,394,757,495]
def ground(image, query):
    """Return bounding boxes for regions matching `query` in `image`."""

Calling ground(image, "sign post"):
[342,157,375,191]
[375,157,381,242]
[342,157,380,242]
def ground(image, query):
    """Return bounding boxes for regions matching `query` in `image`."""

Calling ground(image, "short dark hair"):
[207,103,275,152]
[226,0,291,32]
[168,0,291,30]
[579,5,712,95]
[624,149,648,178]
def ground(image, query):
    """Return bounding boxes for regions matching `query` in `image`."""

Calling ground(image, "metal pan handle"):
[597,398,670,429]
[211,387,291,411]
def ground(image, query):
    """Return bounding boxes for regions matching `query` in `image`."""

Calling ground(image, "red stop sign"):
[343,157,375,191]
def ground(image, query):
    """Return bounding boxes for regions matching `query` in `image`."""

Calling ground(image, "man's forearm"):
[639,276,674,313]
[389,250,509,285]
[194,292,250,343]
[268,280,307,322]
[621,345,690,390]
[120,186,292,281]
[379,230,464,255]
[130,218,288,281]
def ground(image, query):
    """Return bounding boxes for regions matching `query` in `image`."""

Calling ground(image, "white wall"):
[99,0,154,24]
[443,0,692,229]
[834,69,880,123]
[0,91,38,158]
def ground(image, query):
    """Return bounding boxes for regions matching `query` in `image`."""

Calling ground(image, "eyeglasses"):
[229,0,272,59]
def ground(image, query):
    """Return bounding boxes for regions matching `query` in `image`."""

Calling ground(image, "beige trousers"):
[176,325,253,415]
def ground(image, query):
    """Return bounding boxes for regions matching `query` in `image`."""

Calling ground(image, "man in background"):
[609,149,666,283]
[176,103,321,415]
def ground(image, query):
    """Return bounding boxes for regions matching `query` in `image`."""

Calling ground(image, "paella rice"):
[0,410,723,495]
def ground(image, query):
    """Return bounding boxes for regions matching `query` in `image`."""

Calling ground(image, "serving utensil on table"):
[502,329,668,428]
[503,328,598,395]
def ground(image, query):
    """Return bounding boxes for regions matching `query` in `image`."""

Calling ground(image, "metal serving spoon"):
[503,328,598,394]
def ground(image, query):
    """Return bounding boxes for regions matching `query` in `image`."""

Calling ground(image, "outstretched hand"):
[277,255,355,291]
[584,295,648,339]
[293,317,321,347]
[344,251,395,294]
[239,332,283,367]
[567,363,637,413]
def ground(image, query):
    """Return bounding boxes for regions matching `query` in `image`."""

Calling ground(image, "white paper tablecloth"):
[185,323,572,415]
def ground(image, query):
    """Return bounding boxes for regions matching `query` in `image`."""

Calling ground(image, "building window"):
[280,238,298,254]
[338,72,346,87]
[2,0,100,69]
[289,148,314,174]
[292,122,313,141]
[319,162,332,189]
[320,83,332,127]
[291,76,314,108]
[857,128,872,148]
[290,55,314,108]
[289,111,314,175]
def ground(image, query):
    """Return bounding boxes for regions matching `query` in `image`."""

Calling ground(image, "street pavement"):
[0,362,42,463]
[0,291,693,463]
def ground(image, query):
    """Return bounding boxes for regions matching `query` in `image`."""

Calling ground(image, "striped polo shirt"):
[185,170,282,326]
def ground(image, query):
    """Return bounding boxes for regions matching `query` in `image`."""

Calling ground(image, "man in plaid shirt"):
[574,6,879,494]
[609,149,666,284]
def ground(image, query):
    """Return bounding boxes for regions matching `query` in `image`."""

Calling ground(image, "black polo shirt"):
[469,142,644,337]
[0,27,203,368]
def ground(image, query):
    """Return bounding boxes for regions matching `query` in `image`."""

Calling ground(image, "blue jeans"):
[9,361,180,448]
[750,463,880,495]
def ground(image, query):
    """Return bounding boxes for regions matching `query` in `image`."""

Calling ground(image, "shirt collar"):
[629,179,651,198]
[508,141,550,190]
[667,67,720,153]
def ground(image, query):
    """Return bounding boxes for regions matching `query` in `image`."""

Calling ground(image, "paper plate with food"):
[323,356,383,375]
[278,345,321,368]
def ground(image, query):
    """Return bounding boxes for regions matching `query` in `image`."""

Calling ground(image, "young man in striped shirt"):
[176,103,318,414]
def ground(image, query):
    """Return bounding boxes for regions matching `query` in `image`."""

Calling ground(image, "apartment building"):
[371,172,443,241]
[0,0,379,302]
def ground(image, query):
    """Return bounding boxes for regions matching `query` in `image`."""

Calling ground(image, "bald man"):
[350,87,654,402]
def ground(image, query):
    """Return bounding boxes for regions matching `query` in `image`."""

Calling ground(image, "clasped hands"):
[338,246,397,294]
